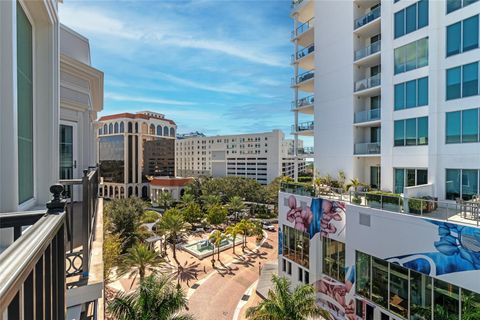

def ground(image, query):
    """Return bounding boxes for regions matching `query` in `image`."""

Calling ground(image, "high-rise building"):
[175,130,306,185]
[278,0,480,319]
[97,111,176,198]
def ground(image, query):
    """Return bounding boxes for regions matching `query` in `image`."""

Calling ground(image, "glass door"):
[60,122,77,198]
[370,166,381,189]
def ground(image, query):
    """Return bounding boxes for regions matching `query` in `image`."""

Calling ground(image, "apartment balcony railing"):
[354,6,381,30]
[0,186,67,319]
[292,43,315,63]
[292,95,314,110]
[298,146,314,155]
[354,40,381,61]
[291,17,314,39]
[354,142,381,155]
[280,182,480,227]
[354,73,381,92]
[292,121,314,134]
[292,69,314,86]
[354,108,381,123]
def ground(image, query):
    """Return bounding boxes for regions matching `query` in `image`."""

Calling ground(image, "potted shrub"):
[408,198,428,214]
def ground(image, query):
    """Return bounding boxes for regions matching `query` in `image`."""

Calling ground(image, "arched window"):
[108,123,113,134]
[99,187,103,197]
[98,127,102,135]
[135,186,139,196]
[104,186,108,197]
[135,123,139,133]
[170,127,175,137]
[103,124,108,134]
[114,122,119,133]
[128,186,133,197]
[109,186,113,197]
[120,122,124,133]
[150,124,155,135]
[163,126,169,136]
[115,186,119,197]
[157,125,162,136]
[120,187,125,198]
[128,122,133,133]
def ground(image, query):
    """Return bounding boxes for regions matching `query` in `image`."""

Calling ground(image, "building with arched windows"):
[97,111,176,199]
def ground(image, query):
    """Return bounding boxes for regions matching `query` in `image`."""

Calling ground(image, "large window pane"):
[406,42,417,71]
[417,169,428,185]
[407,169,416,187]
[406,80,417,108]
[447,0,461,14]
[394,120,405,146]
[446,111,461,143]
[395,169,405,194]
[417,0,428,28]
[433,279,459,319]
[389,264,409,319]
[462,169,478,200]
[417,77,428,106]
[446,67,461,100]
[394,10,405,39]
[17,3,33,204]
[405,4,417,34]
[322,238,345,282]
[462,62,478,97]
[410,270,432,320]
[446,22,461,57]
[395,46,406,74]
[463,15,479,52]
[417,38,428,68]
[462,289,480,318]
[446,169,461,200]
[371,257,389,309]
[99,136,125,183]
[406,118,417,145]
[283,225,309,268]
[394,83,405,110]
[417,116,428,145]
[462,108,479,142]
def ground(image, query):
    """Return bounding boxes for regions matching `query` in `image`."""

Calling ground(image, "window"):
[394,38,428,74]
[446,108,480,143]
[322,237,345,282]
[287,261,292,275]
[371,257,389,309]
[447,22,461,56]
[389,264,409,318]
[304,270,309,284]
[446,169,480,200]
[410,270,432,320]
[463,15,479,52]
[394,168,428,193]
[449,15,479,56]
[394,77,428,110]
[282,225,310,268]
[355,251,371,299]
[447,62,479,100]
[17,2,34,204]
[298,267,303,282]
[434,279,459,319]
[447,0,479,14]
[394,0,428,38]
[394,117,428,146]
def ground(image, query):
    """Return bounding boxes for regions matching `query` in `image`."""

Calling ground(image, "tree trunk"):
[232,237,236,254]
[172,242,176,261]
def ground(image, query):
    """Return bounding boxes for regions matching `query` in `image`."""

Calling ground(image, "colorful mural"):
[387,220,480,277]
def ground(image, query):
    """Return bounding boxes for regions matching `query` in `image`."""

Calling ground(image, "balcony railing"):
[280,183,480,227]
[292,69,314,86]
[354,73,381,92]
[291,17,314,39]
[354,41,381,61]
[0,186,67,319]
[292,43,315,63]
[298,146,314,155]
[354,142,381,155]
[354,6,381,30]
[354,108,381,123]
[292,95,314,110]
[292,121,314,134]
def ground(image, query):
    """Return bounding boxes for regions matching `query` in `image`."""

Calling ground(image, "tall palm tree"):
[237,219,254,252]
[246,275,330,320]
[179,193,195,208]
[116,243,164,284]
[158,191,174,211]
[108,275,193,320]
[225,224,240,254]
[228,196,245,220]
[208,230,226,261]
[201,194,221,209]
[157,208,188,263]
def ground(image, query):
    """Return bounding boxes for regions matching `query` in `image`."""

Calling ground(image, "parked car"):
[262,221,275,231]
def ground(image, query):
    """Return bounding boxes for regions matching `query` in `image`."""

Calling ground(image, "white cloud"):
[105,92,196,106]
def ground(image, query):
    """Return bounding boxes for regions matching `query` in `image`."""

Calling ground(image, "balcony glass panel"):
[354,41,381,61]
[292,17,314,39]
[354,6,381,30]
[293,44,315,62]
[354,73,381,92]
[354,142,381,155]
[354,108,381,123]
[293,70,314,85]
[292,95,314,110]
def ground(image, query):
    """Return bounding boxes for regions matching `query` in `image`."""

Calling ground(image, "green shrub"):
[366,191,403,206]
[408,198,428,214]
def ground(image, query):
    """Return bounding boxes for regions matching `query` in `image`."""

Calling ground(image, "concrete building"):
[149,177,192,203]
[278,1,480,319]
[97,111,176,199]
[175,130,306,185]
[292,0,480,200]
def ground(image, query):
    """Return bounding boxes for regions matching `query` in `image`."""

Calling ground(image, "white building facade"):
[175,130,306,185]
[292,0,480,200]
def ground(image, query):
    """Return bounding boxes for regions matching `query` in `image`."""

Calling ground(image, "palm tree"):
[157,208,188,263]
[108,275,193,320]
[201,194,221,209]
[237,219,254,252]
[461,292,480,320]
[344,178,365,192]
[179,193,195,208]
[246,275,330,320]
[208,230,226,262]
[225,224,240,254]
[116,243,164,284]
[158,191,174,211]
[228,196,245,220]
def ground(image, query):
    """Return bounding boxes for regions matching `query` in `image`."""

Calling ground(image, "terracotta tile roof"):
[98,112,176,125]
[149,177,192,187]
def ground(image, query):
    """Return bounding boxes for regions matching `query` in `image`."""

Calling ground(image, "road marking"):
[232,280,258,320]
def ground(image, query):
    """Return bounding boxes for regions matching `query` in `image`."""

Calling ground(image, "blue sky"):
[59,0,312,145]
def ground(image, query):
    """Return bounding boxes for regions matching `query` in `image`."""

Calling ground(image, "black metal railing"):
[59,166,99,278]
[0,185,67,319]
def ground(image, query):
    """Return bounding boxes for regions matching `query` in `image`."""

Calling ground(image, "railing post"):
[420,199,423,216]
[380,194,383,209]
[82,169,89,278]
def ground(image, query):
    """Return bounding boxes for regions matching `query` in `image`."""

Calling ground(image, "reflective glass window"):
[446,67,461,100]
[406,80,417,108]
[405,118,417,145]
[447,22,461,56]
[462,108,479,142]
[462,62,478,97]
[417,116,428,145]
[446,111,461,143]
[417,77,428,106]
[463,15,479,52]
[446,169,461,200]
[394,120,405,146]
[394,83,405,110]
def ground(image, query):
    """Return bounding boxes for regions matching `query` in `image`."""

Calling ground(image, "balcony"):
[292,43,315,69]
[292,70,314,92]
[291,17,314,46]
[354,73,381,94]
[354,6,381,30]
[298,146,314,156]
[354,142,381,155]
[354,108,381,124]
[292,121,314,136]
[291,95,314,114]
[354,40,381,62]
